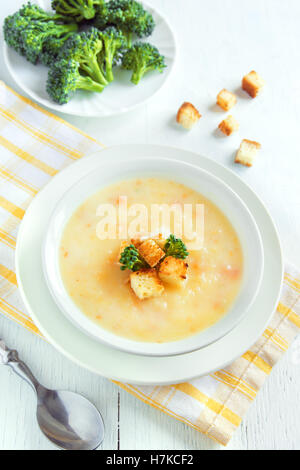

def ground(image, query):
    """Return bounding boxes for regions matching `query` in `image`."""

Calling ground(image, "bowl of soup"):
[42,157,264,356]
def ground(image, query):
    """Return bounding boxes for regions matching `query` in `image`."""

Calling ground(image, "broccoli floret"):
[91,2,110,29]
[46,28,112,103]
[119,244,149,271]
[109,0,155,39]
[3,13,29,58]
[60,28,108,86]
[122,42,166,84]
[93,0,155,47]
[52,0,105,22]
[3,3,78,64]
[163,235,189,260]
[18,2,66,21]
[39,33,76,66]
[98,26,126,82]
[20,21,78,64]
[46,57,105,104]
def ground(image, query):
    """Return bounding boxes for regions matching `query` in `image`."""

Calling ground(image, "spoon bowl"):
[37,388,105,451]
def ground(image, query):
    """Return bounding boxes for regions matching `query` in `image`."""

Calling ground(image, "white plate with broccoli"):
[3,0,177,117]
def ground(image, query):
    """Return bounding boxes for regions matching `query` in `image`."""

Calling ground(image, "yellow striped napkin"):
[0,81,299,446]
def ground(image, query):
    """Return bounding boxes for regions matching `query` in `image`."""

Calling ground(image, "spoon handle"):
[0,339,40,391]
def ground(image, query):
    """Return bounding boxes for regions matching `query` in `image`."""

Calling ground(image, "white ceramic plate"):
[43,157,263,356]
[3,0,176,117]
[16,145,283,384]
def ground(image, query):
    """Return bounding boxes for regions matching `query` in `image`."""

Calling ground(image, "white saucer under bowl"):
[16,145,283,385]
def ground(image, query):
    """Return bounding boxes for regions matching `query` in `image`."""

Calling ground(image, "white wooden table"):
[1,0,300,450]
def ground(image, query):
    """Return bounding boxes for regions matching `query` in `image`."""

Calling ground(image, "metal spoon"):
[0,339,105,450]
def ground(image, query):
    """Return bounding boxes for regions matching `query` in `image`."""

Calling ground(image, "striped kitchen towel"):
[0,81,299,446]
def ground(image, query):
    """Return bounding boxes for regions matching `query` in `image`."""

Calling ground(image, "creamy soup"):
[60,178,243,343]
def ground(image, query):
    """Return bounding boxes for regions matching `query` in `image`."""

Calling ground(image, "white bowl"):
[43,157,264,356]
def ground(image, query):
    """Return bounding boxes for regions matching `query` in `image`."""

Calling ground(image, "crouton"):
[138,239,165,267]
[158,256,188,287]
[242,71,265,98]
[218,115,239,136]
[176,102,201,130]
[216,89,237,111]
[130,269,164,300]
[130,238,142,248]
[235,139,261,167]
[153,234,166,250]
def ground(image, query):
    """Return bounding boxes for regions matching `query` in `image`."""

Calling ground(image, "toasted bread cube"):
[218,115,239,136]
[130,238,142,248]
[138,239,165,268]
[235,139,261,167]
[130,269,164,300]
[176,102,201,130]
[217,89,237,111]
[152,234,166,250]
[158,256,188,287]
[242,71,265,98]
